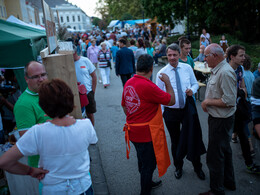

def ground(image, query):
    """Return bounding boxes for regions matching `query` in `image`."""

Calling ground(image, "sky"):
[67,0,101,18]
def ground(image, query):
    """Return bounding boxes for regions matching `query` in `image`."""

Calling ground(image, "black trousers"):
[132,141,156,195]
[163,107,202,171]
[120,74,132,86]
[233,115,253,166]
[207,115,235,195]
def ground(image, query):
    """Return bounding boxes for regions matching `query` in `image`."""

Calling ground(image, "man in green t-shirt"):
[14,61,50,167]
[179,39,195,69]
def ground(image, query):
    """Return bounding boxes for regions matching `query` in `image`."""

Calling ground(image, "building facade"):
[39,3,92,32]
[0,0,7,20]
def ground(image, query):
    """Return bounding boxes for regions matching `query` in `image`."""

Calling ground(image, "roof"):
[27,0,71,10]
[125,19,150,25]
[107,20,120,28]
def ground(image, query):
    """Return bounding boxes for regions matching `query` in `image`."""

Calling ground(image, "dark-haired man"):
[179,39,195,69]
[227,45,260,174]
[116,38,136,86]
[156,43,206,180]
[122,54,175,195]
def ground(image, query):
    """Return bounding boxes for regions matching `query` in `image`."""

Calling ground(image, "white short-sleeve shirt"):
[74,57,96,94]
[16,119,98,186]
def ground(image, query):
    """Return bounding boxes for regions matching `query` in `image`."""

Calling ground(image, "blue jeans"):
[132,141,156,195]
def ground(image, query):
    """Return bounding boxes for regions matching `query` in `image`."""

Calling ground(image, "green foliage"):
[192,34,260,71]
[167,33,260,71]
[95,0,110,30]
[120,13,134,21]
[100,0,143,22]
[92,17,101,27]
[143,0,260,42]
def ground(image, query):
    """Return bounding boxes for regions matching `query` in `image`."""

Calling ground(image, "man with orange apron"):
[122,54,175,195]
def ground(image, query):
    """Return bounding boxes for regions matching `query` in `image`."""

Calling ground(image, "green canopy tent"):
[0,19,47,91]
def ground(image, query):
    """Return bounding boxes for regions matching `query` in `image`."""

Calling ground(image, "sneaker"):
[247,164,260,174]
[151,180,162,189]
[231,137,238,143]
[154,64,158,67]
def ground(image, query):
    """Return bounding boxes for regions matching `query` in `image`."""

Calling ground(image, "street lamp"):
[186,0,190,40]
[142,0,144,27]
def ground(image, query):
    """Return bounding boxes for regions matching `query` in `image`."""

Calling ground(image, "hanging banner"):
[41,0,57,54]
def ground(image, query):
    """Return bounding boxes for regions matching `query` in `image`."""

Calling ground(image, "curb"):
[89,144,110,195]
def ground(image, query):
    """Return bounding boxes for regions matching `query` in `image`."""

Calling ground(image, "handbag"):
[77,82,89,108]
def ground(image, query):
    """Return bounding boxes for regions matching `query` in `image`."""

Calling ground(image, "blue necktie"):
[173,67,185,108]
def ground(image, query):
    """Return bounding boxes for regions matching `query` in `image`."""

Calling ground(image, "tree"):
[92,17,101,27]
[95,0,144,25]
[143,0,260,42]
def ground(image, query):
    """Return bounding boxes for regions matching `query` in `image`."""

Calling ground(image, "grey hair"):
[166,43,181,54]
[210,45,224,56]
[100,42,106,47]
[258,62,260,68]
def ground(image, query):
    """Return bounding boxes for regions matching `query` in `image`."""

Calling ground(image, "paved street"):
[91,64,260,195]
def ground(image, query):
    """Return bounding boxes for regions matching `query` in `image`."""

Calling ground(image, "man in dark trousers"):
[115,38,135,86]
[156,43,206,181]
[122,54,175,195]
[200,44,237,195]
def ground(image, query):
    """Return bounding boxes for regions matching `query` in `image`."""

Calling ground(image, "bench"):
[158,56,168,65]
[196,82,206,102]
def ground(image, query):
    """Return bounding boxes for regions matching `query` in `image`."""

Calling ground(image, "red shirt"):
[121,75,171,142]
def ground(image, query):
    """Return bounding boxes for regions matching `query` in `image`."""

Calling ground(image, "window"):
[73,26,76,30]
[67,16,69,22]
[3,7,6,18]
[0,6,3,17]
[61,16,63,23]
[73,16,75,22]
[79,25,81,30]
[78,15,80,22]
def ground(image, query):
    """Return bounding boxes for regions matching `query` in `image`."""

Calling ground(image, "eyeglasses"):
[205,53,213,58]
[27,73,48,80]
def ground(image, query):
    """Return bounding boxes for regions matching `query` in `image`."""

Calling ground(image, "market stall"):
[0,19,47,92]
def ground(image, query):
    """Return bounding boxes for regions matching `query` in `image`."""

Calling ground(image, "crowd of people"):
[0,25,259,195]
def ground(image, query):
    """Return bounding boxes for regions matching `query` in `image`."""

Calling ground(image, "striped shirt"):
[98,49,111,68]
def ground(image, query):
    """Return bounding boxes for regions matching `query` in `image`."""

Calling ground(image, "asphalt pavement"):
[90,64,260,195]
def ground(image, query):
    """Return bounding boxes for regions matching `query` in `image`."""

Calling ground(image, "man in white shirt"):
[156,43,205,180]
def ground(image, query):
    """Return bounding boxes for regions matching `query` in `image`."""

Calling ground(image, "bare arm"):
[90,71,97,94]
[122,106,127,115]
[0,145,48,179]
[19,130,27,137]
[201,98,229,112]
